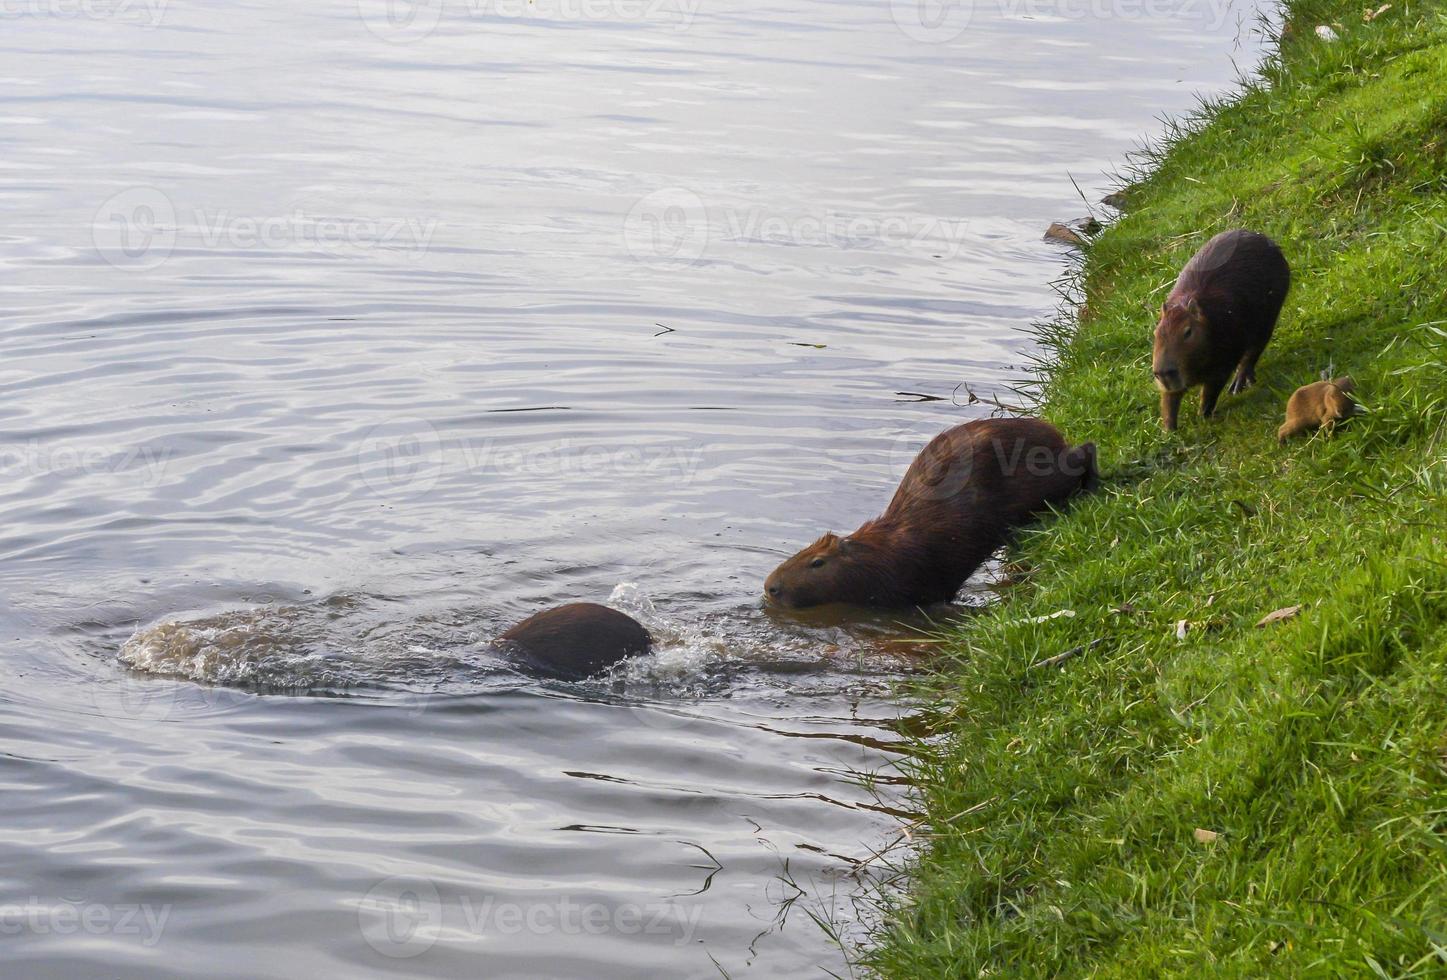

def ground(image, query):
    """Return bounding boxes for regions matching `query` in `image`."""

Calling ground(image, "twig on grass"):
[1029,637,1106,671]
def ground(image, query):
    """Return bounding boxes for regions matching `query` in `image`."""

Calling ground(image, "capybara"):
[1278,376,1358,443]
[1152,229,1291,431]
[494,603,651,680]
[763,418,1098,609]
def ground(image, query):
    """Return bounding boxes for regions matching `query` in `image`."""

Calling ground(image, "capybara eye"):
[809,557,826,569]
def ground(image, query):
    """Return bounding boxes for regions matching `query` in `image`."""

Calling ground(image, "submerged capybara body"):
[494,602,651,680]
[1278,376,1357,443]
[1153,229,1291,430]
[764,418,1097,609]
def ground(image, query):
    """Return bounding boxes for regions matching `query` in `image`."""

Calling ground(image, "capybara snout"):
[1152,297,1209,395]
[1152,365,1185,393]
[765,418,1098,610]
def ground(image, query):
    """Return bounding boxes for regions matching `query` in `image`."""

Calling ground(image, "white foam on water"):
[121,617,281,684]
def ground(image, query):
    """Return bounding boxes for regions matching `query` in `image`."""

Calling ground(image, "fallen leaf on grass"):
[1193,828,1220,844]
[1256,605,1303,627]
[1023,609,1076,625]
[1364,3,1391,20]
[1176,619,1189,641]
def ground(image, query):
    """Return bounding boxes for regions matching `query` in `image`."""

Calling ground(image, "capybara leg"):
[1068,442,1100,492]
[1161,390,1183,431]
[1229,347,1263,395]
[1278,419,1309,444]
[1199,378,1226,419]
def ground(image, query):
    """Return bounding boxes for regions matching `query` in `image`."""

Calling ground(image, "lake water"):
[0,1,1261,976]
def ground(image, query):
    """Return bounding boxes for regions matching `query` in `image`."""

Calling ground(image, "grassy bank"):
[870,1,1447,975]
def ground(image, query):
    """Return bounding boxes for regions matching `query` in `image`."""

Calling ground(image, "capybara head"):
[1152,297,1210,393]
[765,532,875,609]
[495,602,651,680]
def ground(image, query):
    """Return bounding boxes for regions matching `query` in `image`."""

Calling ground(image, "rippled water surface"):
[2,1,1261,976]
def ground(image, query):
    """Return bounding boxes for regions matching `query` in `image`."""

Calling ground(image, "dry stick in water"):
[951,382,1031,415]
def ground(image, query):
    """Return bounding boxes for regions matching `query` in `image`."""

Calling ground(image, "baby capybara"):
[764,418,1097,609]
[1278,376,1358,443]
[494,602,651,680]
[1152,229,1291,431]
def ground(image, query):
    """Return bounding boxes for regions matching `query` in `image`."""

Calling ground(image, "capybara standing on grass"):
[1152,229,1291,431]
[1278,376,1358,443]
[764,418,1097,609]
[494,602,651,680]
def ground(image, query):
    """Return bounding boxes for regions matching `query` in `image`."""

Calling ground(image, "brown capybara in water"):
[1278,376,1358,443]
[1152,229,1291,431]
[764,418,1098,609]
[494,603,651,680]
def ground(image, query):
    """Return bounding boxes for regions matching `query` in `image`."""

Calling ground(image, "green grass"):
[868,1,1447,975]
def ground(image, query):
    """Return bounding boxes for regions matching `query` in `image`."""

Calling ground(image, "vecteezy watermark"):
[0,0,169,26]
[356,0,443,42]
[623,186,971,265]
[357,418,446,500]
[890,0,1238,43]
[191,210,437,254]
[91,187,439,270]
[1023,0,1238,30]
[886,419,1093,501]
[93,187,177,271]
[0,440,172,486]
[94,657,251,727]
[0,898,172,948]
[358,877,705,958]
[92,669,187,726]
[356,0,700,43]
[623,188,710,264]
[358,877,442,958]
[889,0,974,43]
[355,421,710,500]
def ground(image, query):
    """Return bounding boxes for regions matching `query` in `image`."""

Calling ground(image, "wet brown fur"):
[495,602,651,680]
[1278,376,1357,443]
[764,418,1098,609]
[1153,229,1291,431]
